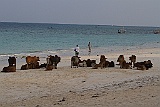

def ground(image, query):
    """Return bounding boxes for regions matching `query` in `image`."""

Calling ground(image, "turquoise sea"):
[0,22,160,67]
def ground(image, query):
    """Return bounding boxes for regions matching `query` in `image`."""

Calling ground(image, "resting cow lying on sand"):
[134,60,153,70]
[117,55,125,68]
[1,57,16,72]
[92,55,107,69]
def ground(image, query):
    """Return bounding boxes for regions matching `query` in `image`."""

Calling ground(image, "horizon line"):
[0,21,158,28]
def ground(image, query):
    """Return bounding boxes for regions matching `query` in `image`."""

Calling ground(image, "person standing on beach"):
[88,42,91,55]
[74,45,79,56]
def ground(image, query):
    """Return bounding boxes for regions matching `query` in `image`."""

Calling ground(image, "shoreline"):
[1,45,160,69]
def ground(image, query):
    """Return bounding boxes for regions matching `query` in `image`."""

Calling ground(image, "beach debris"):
[91,95,99,98]
[82,80,86,83]
[91,93,99,98]
[35,105,40,107]
[58,97,66,102]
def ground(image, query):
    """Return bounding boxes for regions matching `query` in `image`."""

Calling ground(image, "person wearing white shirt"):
[74,45,79,56]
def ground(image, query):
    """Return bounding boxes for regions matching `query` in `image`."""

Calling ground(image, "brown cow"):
[121,60,132,69]
[46,56,54,70]
[93,55,107,69]
[117,55,125,68]
[46,65,54,71]
[26,56,40,69]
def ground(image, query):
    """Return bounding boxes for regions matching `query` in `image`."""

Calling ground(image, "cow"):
[26,56,40,69]
[71,56,80,68]
[129,55,136,68]
[137,65,146,70]
[78,60,87,67]
[134,60,153,70]
[21,63,35,70]
[8,57,16,67]
[49,55,61,69]
[46,65,54,71]
[46,56,54,70]
[44,55,61,70]
[144,60,153,69]
[2,66,16,72]
[121,60,132,69]
[86,59,96,67]
[117,55,125,68]
[21,64,28,70]
[106,61,115,67]
[92,55,107,69]
[39,63,47,68]
[1,57,16,72]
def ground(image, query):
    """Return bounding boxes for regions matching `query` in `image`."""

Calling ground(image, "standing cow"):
[8,57,16,67]
[26,56,40,69]
[46,55,61,70]
[50,55,61,69]
[129,55,136,68]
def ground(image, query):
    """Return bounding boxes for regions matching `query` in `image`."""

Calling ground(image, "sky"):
[0,0,160,26]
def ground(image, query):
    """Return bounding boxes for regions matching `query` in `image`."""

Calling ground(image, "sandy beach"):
[0,47,160,107]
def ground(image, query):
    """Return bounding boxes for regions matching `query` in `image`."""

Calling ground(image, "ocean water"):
[0,22,160,67]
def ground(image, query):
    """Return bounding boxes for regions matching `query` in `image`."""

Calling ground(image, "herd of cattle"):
[71,55,153,70]
[1,54,153,72]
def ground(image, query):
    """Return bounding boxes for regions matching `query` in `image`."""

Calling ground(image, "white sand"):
[0,48,160,107]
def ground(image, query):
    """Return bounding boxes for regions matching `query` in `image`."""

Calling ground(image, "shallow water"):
[0,22,160,68]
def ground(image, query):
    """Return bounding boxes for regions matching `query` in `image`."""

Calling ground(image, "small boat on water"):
[153,29,160,34]
[118,27,126,34]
